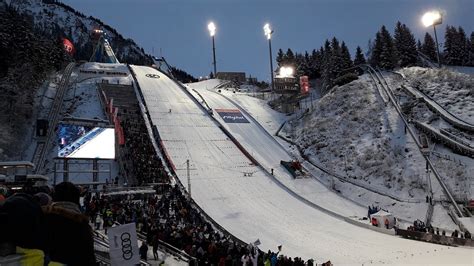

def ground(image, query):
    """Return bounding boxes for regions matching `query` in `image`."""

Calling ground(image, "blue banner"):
[216,109,250,123]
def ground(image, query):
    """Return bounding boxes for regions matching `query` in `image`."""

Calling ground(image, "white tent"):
[371,210,395,229]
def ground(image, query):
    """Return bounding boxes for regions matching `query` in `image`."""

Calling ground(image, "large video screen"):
[57,123,115,159]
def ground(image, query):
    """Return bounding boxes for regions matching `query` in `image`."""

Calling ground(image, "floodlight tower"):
[264,23,275,92]
[208,22,217,77]
[422,11,443,68]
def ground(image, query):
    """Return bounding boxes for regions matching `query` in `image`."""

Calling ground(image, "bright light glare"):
[208,22,216,36]
[264,23,272,39]
[279,66,294,77]
[422,11,442,27]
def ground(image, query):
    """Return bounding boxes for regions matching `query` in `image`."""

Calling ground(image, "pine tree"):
[354,46,366,66]
[310,48,322,78]
[330,37,344,80]
[340,41,353,70]
[285,48,295,68]
[301,51,311,76]
[394,22,418,67]
[457,26,469,66]
[444,25,461,65]
[421,32,437,62]
[366,39,374,60]
[276,48,285,66]
[370,33,382,67]
[470,32,474,66]
[295,52,304,76]
[370,25,397,69]
[417,40,422,52]
[321,39,332,89]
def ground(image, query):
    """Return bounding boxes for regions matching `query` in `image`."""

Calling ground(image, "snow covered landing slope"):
[187,81,365,218]
[132,66,473,264]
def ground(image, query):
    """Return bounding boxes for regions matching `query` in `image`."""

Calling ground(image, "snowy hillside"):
[288,75,428,200]
[283,67,472,218]
[385,67,473,200]
[400,67,474,124]
[5,0,151,64]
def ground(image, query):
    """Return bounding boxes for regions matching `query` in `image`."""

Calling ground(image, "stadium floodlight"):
[208,22,216,37]
[264,23,273,40]
[279,66,294,78]
[208,22,217,76]
[422,11,442,27]
[263,23,275,91]
[422,11,442,68]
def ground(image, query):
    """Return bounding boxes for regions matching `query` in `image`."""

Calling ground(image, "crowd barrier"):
[395,228,474,247]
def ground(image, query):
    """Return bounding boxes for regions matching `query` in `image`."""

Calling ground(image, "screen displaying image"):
[57,123,115,159]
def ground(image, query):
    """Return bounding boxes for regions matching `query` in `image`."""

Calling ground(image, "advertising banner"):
[215,109,249,124]
[107,223,140,266]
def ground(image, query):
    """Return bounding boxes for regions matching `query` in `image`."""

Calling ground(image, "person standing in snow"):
[140,241,149,261]
[152,235,159,260]
[95,213,102,230]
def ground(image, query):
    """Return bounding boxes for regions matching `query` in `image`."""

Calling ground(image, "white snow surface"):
[190,80,432,226]
[384,69,473,202]
[187,81,365,218]
[400,67,474,124]
[133,67,473,265]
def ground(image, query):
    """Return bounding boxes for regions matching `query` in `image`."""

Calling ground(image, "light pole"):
[264,23,275,92]
[208,22,217,77]
[422,11,443,68]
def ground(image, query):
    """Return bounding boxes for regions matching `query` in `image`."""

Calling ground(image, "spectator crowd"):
[119,107,169,185]
[1,181,333,265]
[85,184,332,265]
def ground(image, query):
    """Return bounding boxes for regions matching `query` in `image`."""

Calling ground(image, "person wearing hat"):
[34,192,52,207]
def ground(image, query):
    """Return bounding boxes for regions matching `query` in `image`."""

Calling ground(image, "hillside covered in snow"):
[286,68,473,203]
[400,67,474,124]
[5,0,152,65]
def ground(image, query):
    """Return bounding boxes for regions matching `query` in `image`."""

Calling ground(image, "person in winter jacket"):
[0,193,63,265]
[42,182,96,266]
[140,241,149,261]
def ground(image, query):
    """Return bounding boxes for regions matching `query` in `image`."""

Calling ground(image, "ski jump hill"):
[128,65,472,264]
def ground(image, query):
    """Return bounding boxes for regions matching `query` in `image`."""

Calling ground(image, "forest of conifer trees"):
[276,21,474,89]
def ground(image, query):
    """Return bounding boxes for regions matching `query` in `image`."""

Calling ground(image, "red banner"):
[62,38,75,55]
[299,76,310,94]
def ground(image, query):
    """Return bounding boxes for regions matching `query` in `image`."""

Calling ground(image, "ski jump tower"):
[89,29,119,63]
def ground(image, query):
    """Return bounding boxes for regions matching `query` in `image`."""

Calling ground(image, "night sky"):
[62,0,473,81]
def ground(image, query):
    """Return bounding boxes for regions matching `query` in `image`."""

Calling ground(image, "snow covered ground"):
[132,67,473,264]
[187,81,366,218]
[202,81,428,224]
[384,68,473,202]
[400,67,474,124]
[197,74,470,232]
